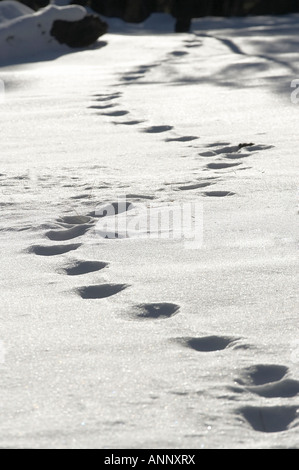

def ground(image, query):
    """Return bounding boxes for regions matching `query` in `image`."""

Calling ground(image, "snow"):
[0,2,88,64]
[0,0,33,24]
[0,9,298,449]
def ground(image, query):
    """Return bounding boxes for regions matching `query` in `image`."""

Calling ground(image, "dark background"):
[2,0,299,35]
[3,0,299,19]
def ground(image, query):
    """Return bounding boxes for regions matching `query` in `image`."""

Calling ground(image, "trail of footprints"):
[232,365,299,432]
[173,336,299,433]
[88,42,273,200]
[89,80,200,141]
[90,91,145,127]
[176,142,274,197]
[89,91,273,200]
[28,210,298,436]
[88,39,275,198]
[26,74,292,438]
[27,156,294,438]
[27,204,298,436]
[28,211,129,299]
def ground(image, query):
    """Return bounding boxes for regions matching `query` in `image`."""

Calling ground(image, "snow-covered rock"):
[51,14,107,48]
[0,1,106,64]
[0,0,34,24]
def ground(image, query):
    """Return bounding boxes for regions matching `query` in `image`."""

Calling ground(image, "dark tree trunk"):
[249,0,299,15]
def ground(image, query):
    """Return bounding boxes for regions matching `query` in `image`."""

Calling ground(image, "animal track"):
[101,110,129,117]
[200,142,273,169]
[46,224,91,241]
[62,260,108,276]
[122,76,141,82]
[212,145,243,155]
[175,335,238,352]
[183,39,202,49]
[196,141,274,198]
[132,302,180,320]
[237,405,298,433]
[93,92,122,102]
[206,142,231,148]
[206,162,242,170]
[235,364,289,386]
[178,181,215,191]
[125,194,155,200]
[77,283,129,299]
[58,216,92,225]
[205,144,252,155]
[203,190,235,197]
[29,243,81,256]
[142,125,173,134]
[238,142,255,149]
[165,136,198,143]
[171,50,189,57]
[245,379,299,398]
[88,104,117,110]
[230,364,299,397]
[199,151,218,157]
[115,120,145,126]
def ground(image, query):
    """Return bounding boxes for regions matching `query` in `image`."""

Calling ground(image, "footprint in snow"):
[62,260,108,276]
[205,142,273,155]
[165,136,199,143]
[174,335,239,352]
[58,215,92,225]
[92,92,122,102]
[121,74,143,82]
[243,379,299,398]
[206,142,231,148]
[201,142,273,163]
[237,405,298,433]
[234,364,289,386]
[101,110,129,117]
[125,193,155,200]
[142,125,173,134]
[212,144,244,155]
[230,364,299,398]
[46,224,92,241]
[170,50,189,57]
[88,103,117,110]
[184,43,202,49]
[205,143,252,154]
[203,190,235,197]
[77,283,129,299]
[29,243,81,257]
[199,151,219,157]
[131,302,180,320]
[177,181,215,191]
[114,120,145,126]
[178,182,215,191]
[206,162,242,170]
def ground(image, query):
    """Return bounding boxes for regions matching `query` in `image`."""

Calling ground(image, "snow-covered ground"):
[0,6,298,449]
